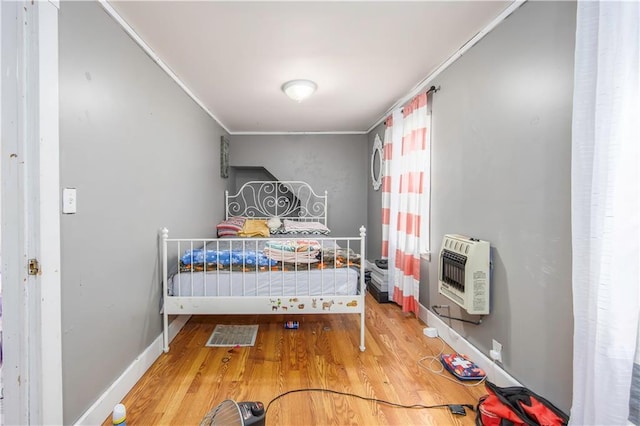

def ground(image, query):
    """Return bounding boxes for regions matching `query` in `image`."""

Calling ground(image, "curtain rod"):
[384,86,440,125]
[426,85,440,95]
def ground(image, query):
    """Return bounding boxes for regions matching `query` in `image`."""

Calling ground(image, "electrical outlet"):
[492,339,503,353]
[490,339,503,362]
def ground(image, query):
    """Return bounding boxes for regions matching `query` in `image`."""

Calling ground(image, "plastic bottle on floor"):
[112,403,126,426]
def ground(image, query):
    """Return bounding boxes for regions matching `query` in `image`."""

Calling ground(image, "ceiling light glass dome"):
[281,79,317,102]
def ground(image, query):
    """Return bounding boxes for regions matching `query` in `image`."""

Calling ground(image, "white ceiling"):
[107,1,514,134]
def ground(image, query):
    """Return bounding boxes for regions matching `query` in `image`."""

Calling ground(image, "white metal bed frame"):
[225,180,328,225]
[161,181,367,353]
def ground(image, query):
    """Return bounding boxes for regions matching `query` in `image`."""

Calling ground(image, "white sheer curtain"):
[570,1,640,424]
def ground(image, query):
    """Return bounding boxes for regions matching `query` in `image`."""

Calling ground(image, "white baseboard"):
[418,304,521,388]
[74,315,191,425]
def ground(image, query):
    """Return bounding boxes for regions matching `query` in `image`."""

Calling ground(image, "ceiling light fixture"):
[281,79,317,102]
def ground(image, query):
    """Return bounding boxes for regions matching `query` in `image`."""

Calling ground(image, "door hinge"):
[28,258,40,275]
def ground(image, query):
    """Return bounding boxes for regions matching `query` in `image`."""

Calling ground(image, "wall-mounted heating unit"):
[438,234,490,315]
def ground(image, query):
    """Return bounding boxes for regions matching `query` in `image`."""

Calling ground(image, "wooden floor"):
[104,293,487,425]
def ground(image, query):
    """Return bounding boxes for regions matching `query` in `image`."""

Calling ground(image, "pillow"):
[237,219,270,238]
[266,217,282,234]
[216,217,246,237]
[281,219,330,235]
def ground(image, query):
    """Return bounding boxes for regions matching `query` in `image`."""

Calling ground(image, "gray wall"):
[59,2,229,423]
[230,135,368,238]
[366,124,385,259]
[367,1,576,412]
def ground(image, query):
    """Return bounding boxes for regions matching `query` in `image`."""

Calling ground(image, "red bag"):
[476,381,569,426]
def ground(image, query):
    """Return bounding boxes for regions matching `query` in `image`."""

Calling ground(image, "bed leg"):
[163,310,169,353]
[359,310,366,352]
[161,228,170,353]
[359,225,366,352]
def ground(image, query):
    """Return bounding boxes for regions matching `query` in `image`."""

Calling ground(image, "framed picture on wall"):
[220,136,229,178]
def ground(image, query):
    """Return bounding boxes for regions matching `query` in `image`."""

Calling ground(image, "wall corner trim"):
[418,303,521,389]
[98,1,229,134]
[232,130,368,136]
[73,315,191,426]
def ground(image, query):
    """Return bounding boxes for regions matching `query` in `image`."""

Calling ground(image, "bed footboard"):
[160,226,367,352]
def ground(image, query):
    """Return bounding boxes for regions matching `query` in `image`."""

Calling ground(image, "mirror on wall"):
[371,134,383,190]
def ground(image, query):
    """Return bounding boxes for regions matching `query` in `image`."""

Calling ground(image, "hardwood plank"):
[102,293,487,425]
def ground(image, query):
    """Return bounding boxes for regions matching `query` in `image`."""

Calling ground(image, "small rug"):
[205,324,259,347]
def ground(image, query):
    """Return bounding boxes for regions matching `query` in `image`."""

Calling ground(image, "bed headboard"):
[225,181,328,226]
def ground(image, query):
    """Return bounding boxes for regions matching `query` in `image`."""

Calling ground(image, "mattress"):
[168,267,360,297]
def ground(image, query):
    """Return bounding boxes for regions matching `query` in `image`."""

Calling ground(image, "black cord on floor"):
[432,305,483,325]
[264,388,475,419]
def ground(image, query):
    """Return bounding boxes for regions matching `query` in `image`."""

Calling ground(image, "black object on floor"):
[374,259,388,269]
[368,283,389,303]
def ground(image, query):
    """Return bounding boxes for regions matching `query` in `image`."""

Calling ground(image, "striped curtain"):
[381,93,430,314]
[381,114,394,260]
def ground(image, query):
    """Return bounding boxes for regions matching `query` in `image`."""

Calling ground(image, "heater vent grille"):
[438,234,490,315]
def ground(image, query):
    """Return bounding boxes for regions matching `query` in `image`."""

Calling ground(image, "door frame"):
[1,1,62,424]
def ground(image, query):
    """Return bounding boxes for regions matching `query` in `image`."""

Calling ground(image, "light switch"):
[62,188,77,214]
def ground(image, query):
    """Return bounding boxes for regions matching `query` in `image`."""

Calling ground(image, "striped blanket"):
[264,239,321,263]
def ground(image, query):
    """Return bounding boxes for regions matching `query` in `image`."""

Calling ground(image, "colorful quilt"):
[181,248,276,268]
[179,243,360,273]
